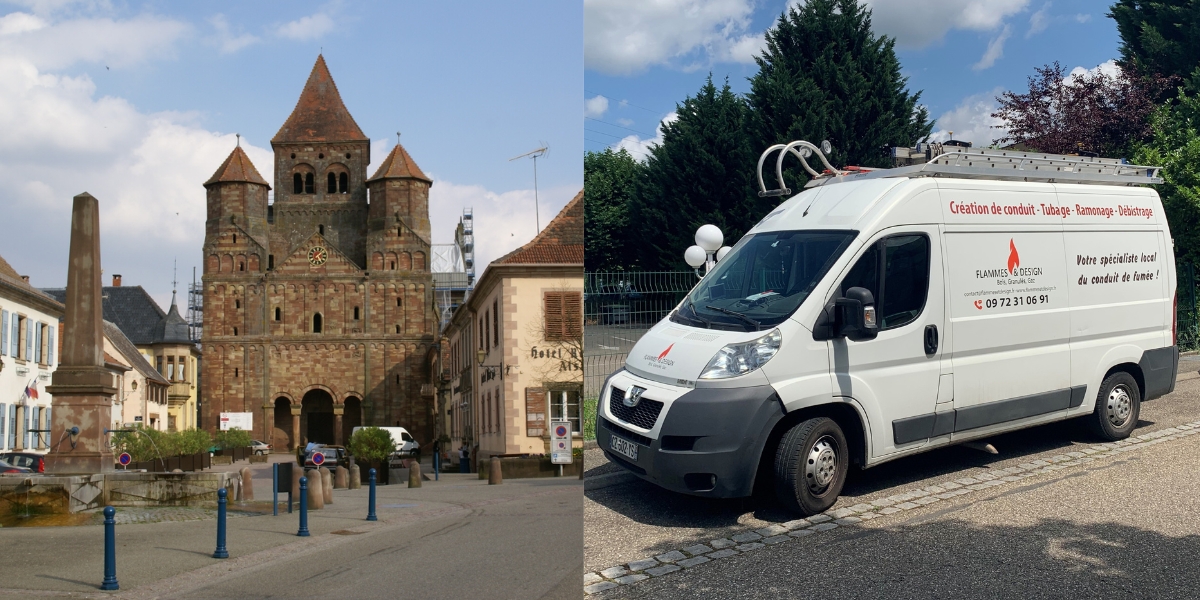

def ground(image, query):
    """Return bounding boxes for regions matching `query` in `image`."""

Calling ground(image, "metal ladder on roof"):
[756,141,1164,196]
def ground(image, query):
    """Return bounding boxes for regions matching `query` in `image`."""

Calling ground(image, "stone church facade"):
[200,55,436,449]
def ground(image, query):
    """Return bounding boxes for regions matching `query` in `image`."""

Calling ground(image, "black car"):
[0,452,44,473]
[303,445,346,468]
[0,458,32,474]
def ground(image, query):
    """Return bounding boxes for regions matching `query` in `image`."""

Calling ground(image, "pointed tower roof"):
[367,143,432,183]
[204,145,270,188]
[272,55,368,144]
[152,291,192,344]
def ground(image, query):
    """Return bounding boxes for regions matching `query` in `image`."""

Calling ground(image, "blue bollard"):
[297,476,310,537]
[101,506,118,590]
[434,452,439,481]
[213,488,229,558]
[367,468,378,521]
[273,463,279,516]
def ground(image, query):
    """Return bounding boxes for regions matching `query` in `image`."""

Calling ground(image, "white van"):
[597,143,1179,515]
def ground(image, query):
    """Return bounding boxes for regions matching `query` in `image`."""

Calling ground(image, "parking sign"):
[551,421,572,464]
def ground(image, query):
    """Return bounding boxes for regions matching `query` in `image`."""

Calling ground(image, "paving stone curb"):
[583,420,1200,594]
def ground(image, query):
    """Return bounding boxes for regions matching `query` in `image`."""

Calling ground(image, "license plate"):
[609,434,639,462]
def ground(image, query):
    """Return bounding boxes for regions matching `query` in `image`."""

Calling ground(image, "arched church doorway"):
[342,396,363,444]
[273,397,292,450]
[301,389,335,445]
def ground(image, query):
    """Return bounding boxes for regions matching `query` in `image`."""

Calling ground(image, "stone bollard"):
[291,462,303,500]
[408,462,422,488]
[307,469,324,510]
[488,456,503,485]
[240,467,254,501]
[334,466,348,489]
[320,467,333,504]
[349,464,361,490]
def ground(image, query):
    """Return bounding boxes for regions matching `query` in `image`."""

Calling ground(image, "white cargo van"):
[598,143,1179,515]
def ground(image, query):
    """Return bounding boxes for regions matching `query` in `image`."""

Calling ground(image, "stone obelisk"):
[45,193,116,474]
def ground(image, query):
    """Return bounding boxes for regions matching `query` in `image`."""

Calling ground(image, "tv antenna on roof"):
[509,144,548,233]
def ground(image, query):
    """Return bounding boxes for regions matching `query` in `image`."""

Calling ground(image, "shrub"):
[348,427,394,465]
[111,425,169,462]
[174,429,213,455]
[215,428,253,450]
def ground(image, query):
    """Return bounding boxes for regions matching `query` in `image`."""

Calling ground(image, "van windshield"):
[676,230,856,330]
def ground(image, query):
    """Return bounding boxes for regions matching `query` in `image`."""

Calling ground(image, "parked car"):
[303,445,346,468]
[0,458,32,474]
[0,452,44,473]
[250,440,272,455]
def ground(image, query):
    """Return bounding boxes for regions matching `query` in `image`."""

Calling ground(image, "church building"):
[200,55,436,450]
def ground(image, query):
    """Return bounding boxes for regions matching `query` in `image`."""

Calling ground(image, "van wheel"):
[774,417,848,515]
[1087,372,1141,441]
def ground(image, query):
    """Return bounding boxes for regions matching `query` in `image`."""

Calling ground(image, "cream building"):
[0,254,61,454]
[103,321,170,430]
[442,192,583,458]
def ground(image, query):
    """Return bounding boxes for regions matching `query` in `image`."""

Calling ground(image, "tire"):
[1087,371,1141,441]
[774,417,849,515]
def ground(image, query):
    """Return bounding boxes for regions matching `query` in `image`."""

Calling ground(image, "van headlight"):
[699,329,782,379]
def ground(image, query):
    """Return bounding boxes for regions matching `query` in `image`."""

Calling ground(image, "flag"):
[24,379,38,401]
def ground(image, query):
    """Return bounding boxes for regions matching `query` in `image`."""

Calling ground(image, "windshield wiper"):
[686,299,712,329]
[705,305,761,330]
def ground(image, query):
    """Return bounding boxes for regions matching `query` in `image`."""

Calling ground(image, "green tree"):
[1133,90,1200,266]
[347,427,394,465]
[632,75,761,271]
[584,148,642,271]
[1110,0,1200,90]
[748,0,932,188]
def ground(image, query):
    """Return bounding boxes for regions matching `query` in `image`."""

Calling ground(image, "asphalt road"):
[585,358,1200,598]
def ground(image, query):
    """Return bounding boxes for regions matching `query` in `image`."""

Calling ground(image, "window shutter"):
[11,317,18,357]
[525,387,546,437]
[34,322,41,363]
[563,291,582,340]
[47,326,54,366]
[0,310,7,357]
[26,319,33,360]
[544,292,564,341]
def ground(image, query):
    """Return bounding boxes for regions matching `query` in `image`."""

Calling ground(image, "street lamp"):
[476,349,499,379]
[684,224,732,279]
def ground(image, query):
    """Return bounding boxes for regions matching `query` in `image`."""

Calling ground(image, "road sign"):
[219,412,253,431]
[312,452,325,466]
[118,452,131,466]
[551,421,572,464]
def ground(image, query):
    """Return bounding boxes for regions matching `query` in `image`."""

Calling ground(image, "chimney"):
[20,275,29,283]
[112,274,122,287]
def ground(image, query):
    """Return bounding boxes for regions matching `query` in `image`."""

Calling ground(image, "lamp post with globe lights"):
[684,224,732,279]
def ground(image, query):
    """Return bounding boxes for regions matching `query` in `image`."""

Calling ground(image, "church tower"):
[199,55,437,450]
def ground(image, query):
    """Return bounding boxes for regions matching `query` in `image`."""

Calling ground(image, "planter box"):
[478,456,583,479]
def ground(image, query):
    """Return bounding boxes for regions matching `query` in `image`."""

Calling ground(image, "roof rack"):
[756,142,1163,196]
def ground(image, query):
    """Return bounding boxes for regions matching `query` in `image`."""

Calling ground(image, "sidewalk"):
[0,468,580,597]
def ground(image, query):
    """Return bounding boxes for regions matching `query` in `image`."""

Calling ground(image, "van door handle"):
[924,325,939,355]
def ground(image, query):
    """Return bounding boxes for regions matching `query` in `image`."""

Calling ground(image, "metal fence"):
[1179,262,1198,352]
[584,271,697,398]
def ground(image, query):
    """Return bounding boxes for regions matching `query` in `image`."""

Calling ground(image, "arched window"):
[353,306,360,320]
[395,324,400,333]
[313,313,323,333]
[319,224,325,235]
[339,173,348,193]
[397,226,403,237]
[397,297,402,307]
[235,300,240,309]
[327,173,336,193]
[234,368,239,378]
[274,307,281,321]
[390,261,395,270]
[294,173,303,194]
[238,262,244,271]
[304,173,314,194]
[268,255,274,270]
[233,327,238,336]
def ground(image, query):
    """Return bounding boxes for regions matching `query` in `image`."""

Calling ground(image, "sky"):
[584,0,1123,161]
[0,0,582,311]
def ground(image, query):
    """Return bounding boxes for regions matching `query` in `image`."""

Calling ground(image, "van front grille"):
[608,387,664,430]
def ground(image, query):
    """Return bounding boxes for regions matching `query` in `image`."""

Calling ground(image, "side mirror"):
[834,287,878,341]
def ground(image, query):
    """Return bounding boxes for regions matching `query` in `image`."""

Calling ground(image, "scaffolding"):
[187,268,203,344]
[430,208,476,332]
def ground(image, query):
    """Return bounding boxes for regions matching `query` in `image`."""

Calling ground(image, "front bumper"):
[597,376,784,498]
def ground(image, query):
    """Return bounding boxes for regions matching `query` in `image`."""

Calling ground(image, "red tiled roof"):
[367,143,431,183]
[496,190,583,265]
[0,254,19,280]
[204,146,269,187]
[271,55,368,144]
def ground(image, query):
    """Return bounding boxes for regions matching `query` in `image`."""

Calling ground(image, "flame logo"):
[658,344,675,360]
[1007,239,1020,274]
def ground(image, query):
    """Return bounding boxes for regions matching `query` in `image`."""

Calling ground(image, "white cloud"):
[208,13,258,54]
[427,179,579,273]
[584,0,757,75]
[276,13,333,41]
[1068,59,1120,80]
[616,117,634,127]
[861,0,1029,48]
[972,24,1011,70]
[926,87,1006,148]
[584,94,609,118]
[721,31,765,64]
[1027,2,1049,38]
[0,12,188,70]
[1075,13,1091,23]
[611,112,677,160]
